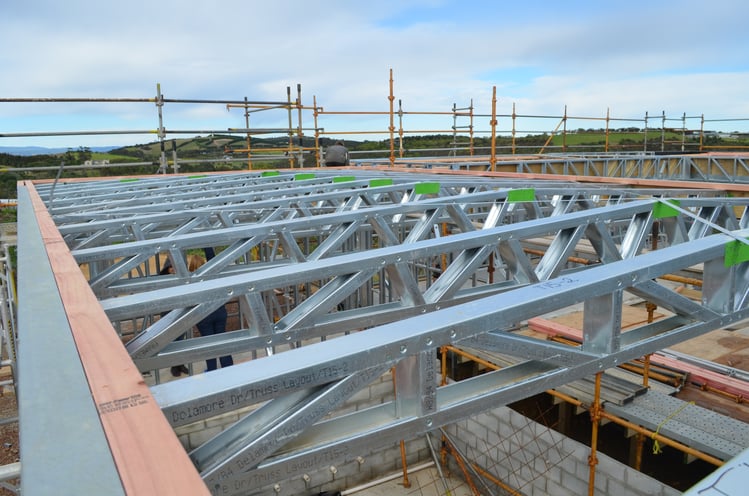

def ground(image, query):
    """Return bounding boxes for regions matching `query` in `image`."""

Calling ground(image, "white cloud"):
[1,0,748,146]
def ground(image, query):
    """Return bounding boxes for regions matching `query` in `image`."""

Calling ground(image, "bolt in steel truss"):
[17,169,749,495]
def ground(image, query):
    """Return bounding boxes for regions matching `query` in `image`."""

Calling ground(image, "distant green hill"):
[2,130,749,195]
[109,134,334,161]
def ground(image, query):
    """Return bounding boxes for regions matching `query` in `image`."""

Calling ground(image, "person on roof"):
[189,249,234,372]
[324,140,349,166]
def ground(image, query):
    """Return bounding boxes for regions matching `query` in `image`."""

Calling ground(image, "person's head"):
[335,140,344,146]
[188,254,206,272]
[159,259,174,275]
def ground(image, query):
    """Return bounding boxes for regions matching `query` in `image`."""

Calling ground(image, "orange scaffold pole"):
[588,372,602,496]
[390,366,411,488]
[444,345,725,468]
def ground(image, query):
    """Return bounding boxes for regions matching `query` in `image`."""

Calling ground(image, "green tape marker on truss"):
[414,182,440,195]
[507,188,535,203]
[725,237,749,267]
[369,178,393,187]
[652,199,681,219]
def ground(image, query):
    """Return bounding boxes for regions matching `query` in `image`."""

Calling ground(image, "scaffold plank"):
[606,391,749,460]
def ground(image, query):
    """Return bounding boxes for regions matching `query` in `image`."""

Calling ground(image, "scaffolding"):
[3,72,749,178]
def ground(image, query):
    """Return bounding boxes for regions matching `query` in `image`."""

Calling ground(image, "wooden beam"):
[24,181,209,496]
[528,317,749,400]
[527,317,584,342]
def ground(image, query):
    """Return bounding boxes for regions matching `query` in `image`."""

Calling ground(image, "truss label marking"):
[261,170,279,176]
[172,397,231,424]
[170,364,353,424]
[97,393,150,415]
[294,173,315,181]
[537,276,579,290]
[333,176,356,183]
[221,445,350,495]
[208,368,385,485]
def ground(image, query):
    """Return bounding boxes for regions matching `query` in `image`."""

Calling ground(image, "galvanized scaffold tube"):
[490,86,497,172]
[389,68,395,167]
[156,83,167,174]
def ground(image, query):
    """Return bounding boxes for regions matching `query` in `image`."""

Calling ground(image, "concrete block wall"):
[174,371,397,451]
[174,369,436,495]
[444,406,681,496]
[173,364,681,495]
[253,437,431,496]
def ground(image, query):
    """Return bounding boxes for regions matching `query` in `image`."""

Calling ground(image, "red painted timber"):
[25,181,209,495]
[527,317,749,400]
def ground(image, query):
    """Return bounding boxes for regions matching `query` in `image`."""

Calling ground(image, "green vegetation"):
[545,130,698,151]
[91,151,141,163]
[1,130,749,201]
[0,207,15,223]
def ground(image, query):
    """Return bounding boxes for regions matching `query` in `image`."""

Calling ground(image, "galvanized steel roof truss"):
[26,171,749,494]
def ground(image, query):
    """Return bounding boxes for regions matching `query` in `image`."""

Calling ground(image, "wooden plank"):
[527,317,582,341]
[541,307,662,331]
[372,164,749,195]
[713,347,749,371]
[17,189,125,496]
[24,181,209,496]
[528,316,749,400]
[670,329,747,361]
[654,354,749,400]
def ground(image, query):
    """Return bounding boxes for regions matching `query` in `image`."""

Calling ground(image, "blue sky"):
[1,0,749,148]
